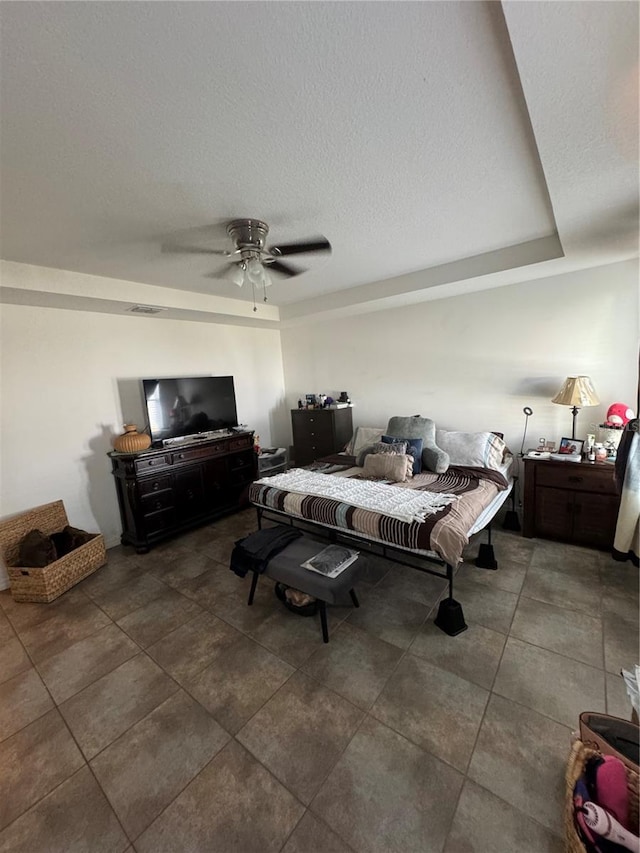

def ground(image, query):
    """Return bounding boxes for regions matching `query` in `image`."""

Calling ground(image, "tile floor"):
[0,509,638,852]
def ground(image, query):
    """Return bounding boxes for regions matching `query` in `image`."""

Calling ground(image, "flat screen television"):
[142,376,238,443]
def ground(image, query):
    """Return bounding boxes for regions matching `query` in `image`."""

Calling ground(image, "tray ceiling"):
[0,1,637,324]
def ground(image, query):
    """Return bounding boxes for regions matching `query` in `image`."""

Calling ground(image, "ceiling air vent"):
[127,305,168,315]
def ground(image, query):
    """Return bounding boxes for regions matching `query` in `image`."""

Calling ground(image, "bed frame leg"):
[256,507,263,530]
[502,476,521,531]
[475,524,498,570]
[434,564,468,636]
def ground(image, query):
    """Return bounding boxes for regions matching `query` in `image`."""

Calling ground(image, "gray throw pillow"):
[385,416,450,474]
[356,440,407,468]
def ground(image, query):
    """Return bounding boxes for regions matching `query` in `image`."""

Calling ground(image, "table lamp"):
[551,376,599,439]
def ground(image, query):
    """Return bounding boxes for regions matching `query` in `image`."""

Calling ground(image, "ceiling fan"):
[164,219,331,311]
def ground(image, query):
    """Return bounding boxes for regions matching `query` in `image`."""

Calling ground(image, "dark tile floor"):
[0,509,638,852]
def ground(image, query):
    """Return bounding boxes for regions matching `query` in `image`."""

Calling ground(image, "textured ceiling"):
[0,1,638,324]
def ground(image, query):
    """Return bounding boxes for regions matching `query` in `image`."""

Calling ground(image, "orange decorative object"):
[114,424,151,453]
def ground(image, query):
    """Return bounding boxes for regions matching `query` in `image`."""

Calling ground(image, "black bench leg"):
[247,571,259,605]
[319,601,329,643]
[349,588,360,608]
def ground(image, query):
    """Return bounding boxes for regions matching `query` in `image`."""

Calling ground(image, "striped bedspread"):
[249,454,509,567]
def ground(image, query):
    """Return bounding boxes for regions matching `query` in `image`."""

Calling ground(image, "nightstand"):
[523,458,620,549]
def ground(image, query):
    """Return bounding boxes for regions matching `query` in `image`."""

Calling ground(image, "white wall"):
[1,258,637,590]
[0,305,286,583]
[280,259,639,456]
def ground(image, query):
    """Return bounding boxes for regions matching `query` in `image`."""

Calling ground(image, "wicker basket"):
[0,500,106,603]
[565,738,639,852]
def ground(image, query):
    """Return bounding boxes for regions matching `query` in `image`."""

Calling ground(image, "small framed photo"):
[305,394,317,407]
[558,437,583,456]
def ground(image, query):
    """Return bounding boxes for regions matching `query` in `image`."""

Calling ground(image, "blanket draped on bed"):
[255,468,457,523]
[251,455,509,566]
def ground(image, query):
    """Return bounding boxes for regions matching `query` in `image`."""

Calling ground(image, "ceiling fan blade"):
[268,238,331,257]
[203,263,237,280]
[162,244,229,256]
[265,259,305,277]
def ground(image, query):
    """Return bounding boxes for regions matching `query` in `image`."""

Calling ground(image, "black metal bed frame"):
[255,504,498,636]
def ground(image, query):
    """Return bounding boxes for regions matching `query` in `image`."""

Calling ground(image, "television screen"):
[142,376,238,443]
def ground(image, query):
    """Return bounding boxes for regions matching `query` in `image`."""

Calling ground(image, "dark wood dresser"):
[110,431,257,552]
[523,458,620,549]
[291,408,353,467]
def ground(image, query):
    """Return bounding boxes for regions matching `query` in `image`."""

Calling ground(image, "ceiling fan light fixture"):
[246,257,263,283]
[228,264,246,287]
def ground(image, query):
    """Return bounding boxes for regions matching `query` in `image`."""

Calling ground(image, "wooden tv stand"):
[109,431,257,553]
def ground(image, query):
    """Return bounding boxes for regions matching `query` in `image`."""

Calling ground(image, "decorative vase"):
[114,424,151,453]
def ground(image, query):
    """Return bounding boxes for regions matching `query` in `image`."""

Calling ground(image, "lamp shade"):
[551,376,600,407]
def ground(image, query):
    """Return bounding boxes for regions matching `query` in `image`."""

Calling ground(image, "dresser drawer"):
[141,489,174,514]
[535,464,617,495]
[172,442,227,464]
[138,475,172,496]
[135,454,171,474]
[142,507,176,536]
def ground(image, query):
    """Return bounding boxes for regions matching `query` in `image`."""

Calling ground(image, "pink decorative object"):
[604,403,635,427]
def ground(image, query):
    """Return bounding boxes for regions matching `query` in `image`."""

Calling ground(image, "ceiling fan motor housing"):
[227,219,269,254]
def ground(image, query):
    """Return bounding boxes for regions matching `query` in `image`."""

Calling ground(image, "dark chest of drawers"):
[291,408,353,467]
[523,458,620,549]
[110,432,257,552]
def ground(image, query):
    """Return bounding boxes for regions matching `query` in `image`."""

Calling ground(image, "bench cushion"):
[261,536,361,604]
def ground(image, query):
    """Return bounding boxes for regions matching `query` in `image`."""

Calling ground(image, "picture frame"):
[558,437,583,456]
[305,394,317,408]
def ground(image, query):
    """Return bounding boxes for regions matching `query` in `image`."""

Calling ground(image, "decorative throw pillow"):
[435,430,507,470]
[18,529,57,568]
[345,427,385,456]
[362,453,413,482]
[356,440,407,468]
[372,440,408,455]
[382,435,423,474]
[385,416,449,474]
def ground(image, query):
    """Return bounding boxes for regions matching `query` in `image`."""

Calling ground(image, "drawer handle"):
[154,500,162,511]
[153,482,160,491]
[568,476,583,484]
[177,453,185,460]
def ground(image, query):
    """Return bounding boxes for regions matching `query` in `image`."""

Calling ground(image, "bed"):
[248,442,513,635]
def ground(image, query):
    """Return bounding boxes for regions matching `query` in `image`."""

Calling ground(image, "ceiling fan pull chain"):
[263,281,268,303]
[252,281,257,312]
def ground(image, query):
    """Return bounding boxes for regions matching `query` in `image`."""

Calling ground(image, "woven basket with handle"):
[0,500,106,603]
[565,738,639,852]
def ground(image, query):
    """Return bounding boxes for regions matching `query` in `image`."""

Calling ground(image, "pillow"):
[18,529,57,568]
[382,435,423,474]
[385,416,449,474]
[345,427,385,456]
[435,430,507,470]
[362,453,413,482]
[356,440,407,468]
